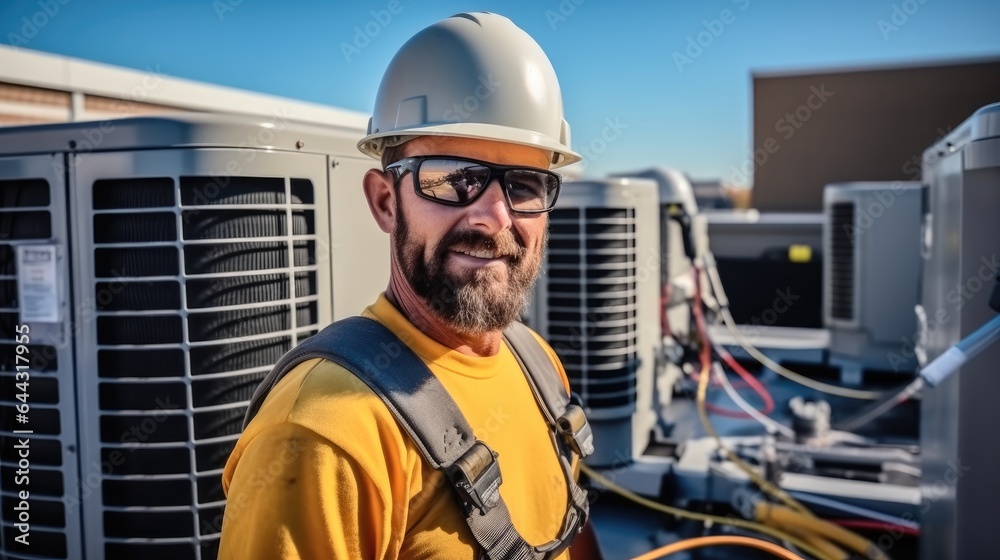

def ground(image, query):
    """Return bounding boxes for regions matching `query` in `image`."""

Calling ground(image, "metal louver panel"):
[824,182,923,379]
[528,178,659,466]
[546,207,638,409]
[72,149,330,560]
[829,202,856,321]
[0,155,84,560]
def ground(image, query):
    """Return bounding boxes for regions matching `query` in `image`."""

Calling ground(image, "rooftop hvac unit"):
[609,168,706,418]
[822,181,922,383]
[705,211,824,329]
[918,102,1000,560]
[526,178,660,467]
[609,167,700,290]
[0,114,387,559]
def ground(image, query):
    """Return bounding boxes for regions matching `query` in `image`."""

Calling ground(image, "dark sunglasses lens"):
[416,159,490,204]
[505,170,559,211]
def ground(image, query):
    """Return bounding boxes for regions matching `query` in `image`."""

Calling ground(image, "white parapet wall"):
[0,44,369,130]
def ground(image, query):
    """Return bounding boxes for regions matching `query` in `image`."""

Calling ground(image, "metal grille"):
[0,178,71,559]
[829,202,856,320]
[90,175,320,559]
[545,207,638,409]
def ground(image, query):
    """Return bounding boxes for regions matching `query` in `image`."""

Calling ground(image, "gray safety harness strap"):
[243,317,593,560]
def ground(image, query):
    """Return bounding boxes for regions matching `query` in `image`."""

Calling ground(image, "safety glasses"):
[385,156,561,214]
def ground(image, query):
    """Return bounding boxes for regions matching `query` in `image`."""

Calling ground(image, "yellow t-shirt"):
[219,294,573,559]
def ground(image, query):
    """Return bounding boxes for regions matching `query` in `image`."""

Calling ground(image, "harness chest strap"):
[242,317,593,560]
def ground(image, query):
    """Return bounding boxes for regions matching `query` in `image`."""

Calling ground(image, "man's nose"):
[466,179,513,233]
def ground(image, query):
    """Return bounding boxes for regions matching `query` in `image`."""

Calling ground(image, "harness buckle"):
[447,441,503,515]
[556,401,595,458]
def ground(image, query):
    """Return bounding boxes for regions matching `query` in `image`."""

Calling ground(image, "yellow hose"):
[756,502,891,560]
[690,266,888,559]
[694,353,812,515]
[689,270,813,516]
[581,464,835,560]
[786,526,850,560]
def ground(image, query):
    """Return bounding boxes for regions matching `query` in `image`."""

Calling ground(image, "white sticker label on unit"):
[17,244,59,323]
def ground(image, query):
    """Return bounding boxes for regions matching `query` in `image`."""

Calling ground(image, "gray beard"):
[394,206,544,334]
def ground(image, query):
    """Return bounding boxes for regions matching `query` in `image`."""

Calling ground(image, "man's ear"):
[363,168,397,234]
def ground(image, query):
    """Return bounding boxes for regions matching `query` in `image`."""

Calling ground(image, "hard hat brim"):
[358,122,582,169]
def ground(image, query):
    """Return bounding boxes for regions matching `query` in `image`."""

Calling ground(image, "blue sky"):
[2,0,998,184]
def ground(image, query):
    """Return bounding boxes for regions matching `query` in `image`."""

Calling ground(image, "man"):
[220,12,593,559]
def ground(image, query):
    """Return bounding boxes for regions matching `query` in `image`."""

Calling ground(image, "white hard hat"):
[357,12,581,168]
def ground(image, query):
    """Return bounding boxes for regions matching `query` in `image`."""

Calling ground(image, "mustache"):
[439,229,526,260]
